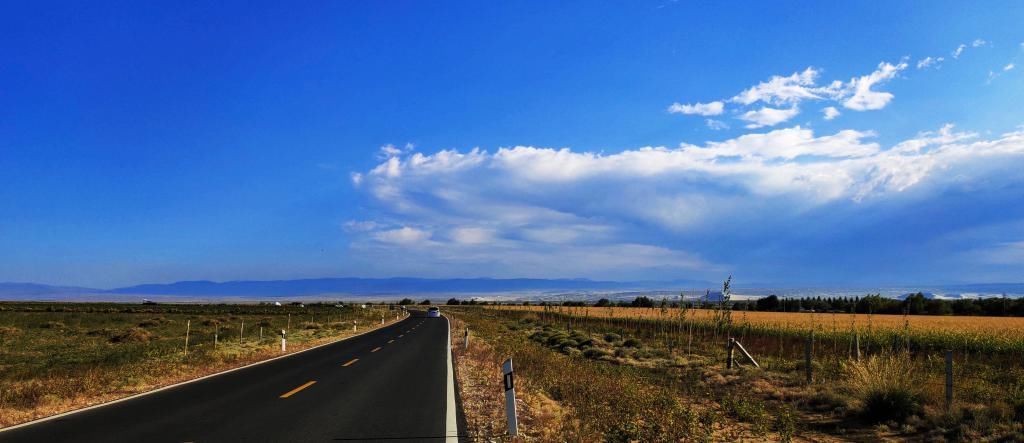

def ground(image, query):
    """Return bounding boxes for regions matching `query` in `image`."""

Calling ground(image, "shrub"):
[109,328,154,344]
[846,352,923,423]
[583,348,611,359]
[39,321,65,329]
[137,319,161,328]
[1007,385,1024,421]
[622,338,642,348]
[603,332,621,342]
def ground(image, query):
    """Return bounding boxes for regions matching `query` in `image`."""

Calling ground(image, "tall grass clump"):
[846,351,923,423]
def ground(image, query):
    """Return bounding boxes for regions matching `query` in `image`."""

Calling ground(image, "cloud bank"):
[350,125,1024,282]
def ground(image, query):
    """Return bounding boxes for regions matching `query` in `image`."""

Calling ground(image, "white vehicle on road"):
[427,306,440,318]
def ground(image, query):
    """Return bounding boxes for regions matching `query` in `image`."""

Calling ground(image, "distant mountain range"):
[3,279,1024,301]
[0,277,713,298]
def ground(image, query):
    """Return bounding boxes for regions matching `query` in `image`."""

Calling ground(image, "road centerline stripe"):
[388,339,394,343]
[279,381,316,398]
[342,358,359,367]
[371,347,381,353]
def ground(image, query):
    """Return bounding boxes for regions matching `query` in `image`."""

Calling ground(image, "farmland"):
[447,305,1024,441]
[0,302,403,428]
[492,305,1024,353]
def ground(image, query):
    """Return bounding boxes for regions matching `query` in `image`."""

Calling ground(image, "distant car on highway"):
[427,306,440,318]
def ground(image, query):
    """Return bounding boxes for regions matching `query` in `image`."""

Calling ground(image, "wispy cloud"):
[667,101,724,116]
[840,61,908,111]
[822,106,840,120]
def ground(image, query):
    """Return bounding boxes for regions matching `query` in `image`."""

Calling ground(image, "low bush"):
[109,328,154,344]
[847,352,923,423]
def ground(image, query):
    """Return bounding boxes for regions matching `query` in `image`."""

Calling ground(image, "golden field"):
[490,305,1024,342]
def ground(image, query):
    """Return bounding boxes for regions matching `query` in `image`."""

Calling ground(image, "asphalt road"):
[0,311,463,442]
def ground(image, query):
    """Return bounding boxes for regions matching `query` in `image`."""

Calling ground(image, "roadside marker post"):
[464,328,470,352]
[353,321,357,332]
[502,358,519,437]
[281,329,287,353]
[240,320,245,345]
[184,320,191,357]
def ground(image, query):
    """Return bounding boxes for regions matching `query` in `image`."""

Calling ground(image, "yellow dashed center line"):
[279,381,316,398]
[342,358,359,367]
[371,347,381,353]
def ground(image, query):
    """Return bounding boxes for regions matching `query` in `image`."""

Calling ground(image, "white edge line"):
[444,314,458,442]
[0,311,411,433]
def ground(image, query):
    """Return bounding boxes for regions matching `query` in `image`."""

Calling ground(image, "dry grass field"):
[0,302,404,428]
[446,305,1024,441]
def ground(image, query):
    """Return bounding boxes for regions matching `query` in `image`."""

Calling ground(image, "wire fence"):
[478,305,1024,412]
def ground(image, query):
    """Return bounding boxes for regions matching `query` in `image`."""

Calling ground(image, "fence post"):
[240,320,245,345]
[214,328,218,348]
[945,350,953,411]
[726,337,735,369]
[353,321,357,332]
[184,319,191,356]
[502,358,519,437]
[854,330,861,361]
[260,327,263,341]
[464,328,470,352]
[281,329,287,352]
[804,331,814,384]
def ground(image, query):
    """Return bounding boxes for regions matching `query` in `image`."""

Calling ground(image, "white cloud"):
[916,56,944,69]
[373,227,432,245]
[841,61,908,111]
[822,106,841,120]
[667,101,724,116]
[705,119,729,130]
[343,220,379,232]
[350,172,363,186]
[738,106,800,128]
[731,67,824,106]
[450,227,495,245]
[953,44,967,59]
[972,39,988,48]
[1005,63,1016,72]
[351,125,1024,279]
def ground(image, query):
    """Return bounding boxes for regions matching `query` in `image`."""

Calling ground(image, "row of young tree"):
[539,293,1024,317]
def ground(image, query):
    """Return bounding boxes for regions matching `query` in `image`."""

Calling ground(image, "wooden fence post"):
[854,330,861,361]
[805,331,814,384]
[945,350,954,411]
[726,338,735,369]
[240,320,244,345]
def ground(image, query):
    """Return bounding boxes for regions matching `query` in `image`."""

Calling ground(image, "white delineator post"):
[281,329,287,352]
[502,358,518,437]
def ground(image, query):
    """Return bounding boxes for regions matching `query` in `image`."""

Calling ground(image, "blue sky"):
[2,1,1023,288]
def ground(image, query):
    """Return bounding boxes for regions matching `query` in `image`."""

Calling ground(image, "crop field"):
[449,305,1024,441]
[491,305,1024,353]
[0,302,403,428]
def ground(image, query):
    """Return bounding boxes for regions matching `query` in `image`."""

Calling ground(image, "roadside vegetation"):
[448,299,1024,441]
[0,301,402,428]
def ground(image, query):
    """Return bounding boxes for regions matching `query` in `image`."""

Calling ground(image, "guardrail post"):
[502,358,518,437]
